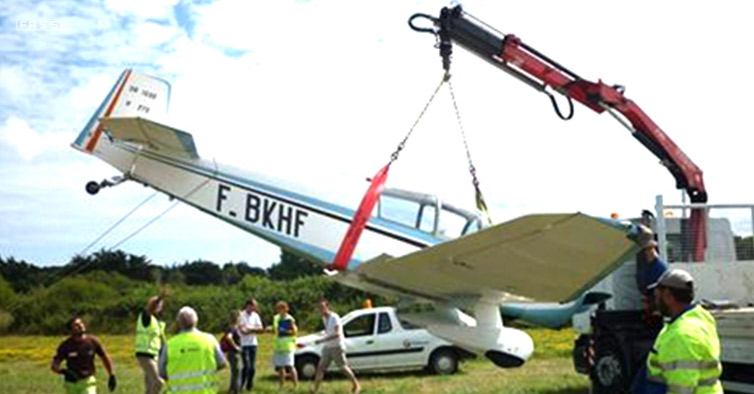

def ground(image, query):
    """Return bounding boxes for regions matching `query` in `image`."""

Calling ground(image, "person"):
[631,269,723,394]
[159,306,227,394]
[220,311,243,394]
[310,298,360,394]
[238,298,264,391]
[51,316,117,394]
[135,296,166,394]
[635,224,669,297]
[272,301,298,389]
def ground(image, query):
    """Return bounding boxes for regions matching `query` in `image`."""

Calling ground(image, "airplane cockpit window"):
[377,188,484,239]
[437,209,472,238]
[418,205,436,233]
[378,195,424,229]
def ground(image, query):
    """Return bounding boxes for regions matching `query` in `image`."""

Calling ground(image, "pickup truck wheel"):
[429,348,459,375]
[295,354,319,381]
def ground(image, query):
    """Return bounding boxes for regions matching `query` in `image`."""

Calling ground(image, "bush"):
[13,276,122,334]
[0,309,13,334]
[3,269,379,335]
[0,275,16,310]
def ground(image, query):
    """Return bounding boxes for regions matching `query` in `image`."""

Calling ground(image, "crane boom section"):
[412,6,707,260]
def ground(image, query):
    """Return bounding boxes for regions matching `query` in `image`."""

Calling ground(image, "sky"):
[1,0,753,268]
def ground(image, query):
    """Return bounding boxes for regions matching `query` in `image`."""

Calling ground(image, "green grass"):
[0,329,589,393]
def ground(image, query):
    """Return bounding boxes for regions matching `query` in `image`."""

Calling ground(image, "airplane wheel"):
[295,354,319,381]
[429,348,459,375]
[85,181,100,195]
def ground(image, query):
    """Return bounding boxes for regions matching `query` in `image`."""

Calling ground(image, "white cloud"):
[0,66,37,103]
[0,116,74,161]
[133,21,182,47]
[0,117,44,160]
[103,0,179,20]
[68,73,116,112]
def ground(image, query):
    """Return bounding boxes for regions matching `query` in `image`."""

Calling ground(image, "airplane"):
[73,69,639,368]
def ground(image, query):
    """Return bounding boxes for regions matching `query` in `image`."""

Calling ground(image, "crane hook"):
[408,13,437,34]
[409,12,452,75]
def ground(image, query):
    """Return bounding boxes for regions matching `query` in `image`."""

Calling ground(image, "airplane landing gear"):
[85,175,127,195]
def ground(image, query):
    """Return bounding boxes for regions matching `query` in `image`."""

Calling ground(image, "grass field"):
[0,329,590,393]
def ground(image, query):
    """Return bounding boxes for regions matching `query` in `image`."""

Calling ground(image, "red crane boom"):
[410,6,707,261]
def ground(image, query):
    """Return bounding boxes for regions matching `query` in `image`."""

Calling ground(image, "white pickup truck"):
[294,306,473,380]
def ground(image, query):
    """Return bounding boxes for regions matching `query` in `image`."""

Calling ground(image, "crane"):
[409,5,707,261]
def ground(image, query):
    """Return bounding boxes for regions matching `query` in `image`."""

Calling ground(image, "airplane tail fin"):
[72,69,171,154]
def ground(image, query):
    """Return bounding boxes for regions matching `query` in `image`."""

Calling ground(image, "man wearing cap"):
[632,269,723,394]
[135,296,166,394]
[635,225,669,298]
[159,306,227,393]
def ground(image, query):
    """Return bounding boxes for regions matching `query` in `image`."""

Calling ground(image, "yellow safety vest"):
[135,314,166,357]
[647,305,723,394]
[273,314,296,352]
[166,330,219,393]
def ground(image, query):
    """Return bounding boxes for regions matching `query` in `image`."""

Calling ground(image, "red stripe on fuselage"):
[84,69,132,152]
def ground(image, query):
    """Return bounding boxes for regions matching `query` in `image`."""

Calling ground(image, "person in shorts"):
[310,298,360,394]
[51,316,117,394]
[272,301,298,389]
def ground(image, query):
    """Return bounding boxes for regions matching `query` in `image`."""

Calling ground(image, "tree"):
[0,256,53,292]
[0,274,16,310]
[267,251,323,281]
[179,260,224,286]
[235,262,268,278]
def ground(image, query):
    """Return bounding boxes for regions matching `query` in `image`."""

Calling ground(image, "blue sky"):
[1,0,753,267]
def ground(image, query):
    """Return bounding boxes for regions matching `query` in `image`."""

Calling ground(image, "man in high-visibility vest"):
[159,306,227,393]
[633,269,723,394]
[135,296,166,394]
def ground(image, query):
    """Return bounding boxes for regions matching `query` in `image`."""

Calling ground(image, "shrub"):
[0,309,13,333]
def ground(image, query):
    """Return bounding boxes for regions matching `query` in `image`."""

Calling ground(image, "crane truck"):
[409,6,754,393]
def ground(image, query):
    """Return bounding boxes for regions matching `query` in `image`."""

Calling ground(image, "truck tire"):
[295,354,320,381]
[591,338,629,394]
[429,348,459,375]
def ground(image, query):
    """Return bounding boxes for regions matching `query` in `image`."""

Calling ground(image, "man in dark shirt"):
[635,225,669,301]
[51,316,117,393]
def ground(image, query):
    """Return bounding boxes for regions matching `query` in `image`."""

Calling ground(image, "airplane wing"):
[99,116,199,160]
[349,213,636,304]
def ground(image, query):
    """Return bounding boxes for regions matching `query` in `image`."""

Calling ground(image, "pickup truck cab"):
[295,306,470,380]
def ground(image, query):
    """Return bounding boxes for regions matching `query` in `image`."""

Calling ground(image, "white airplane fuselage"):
[91,140,432,272]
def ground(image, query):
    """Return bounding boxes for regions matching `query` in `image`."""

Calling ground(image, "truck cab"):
[295,306,472,379]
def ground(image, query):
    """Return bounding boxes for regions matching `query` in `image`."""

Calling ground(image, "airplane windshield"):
[377,188,483,239]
